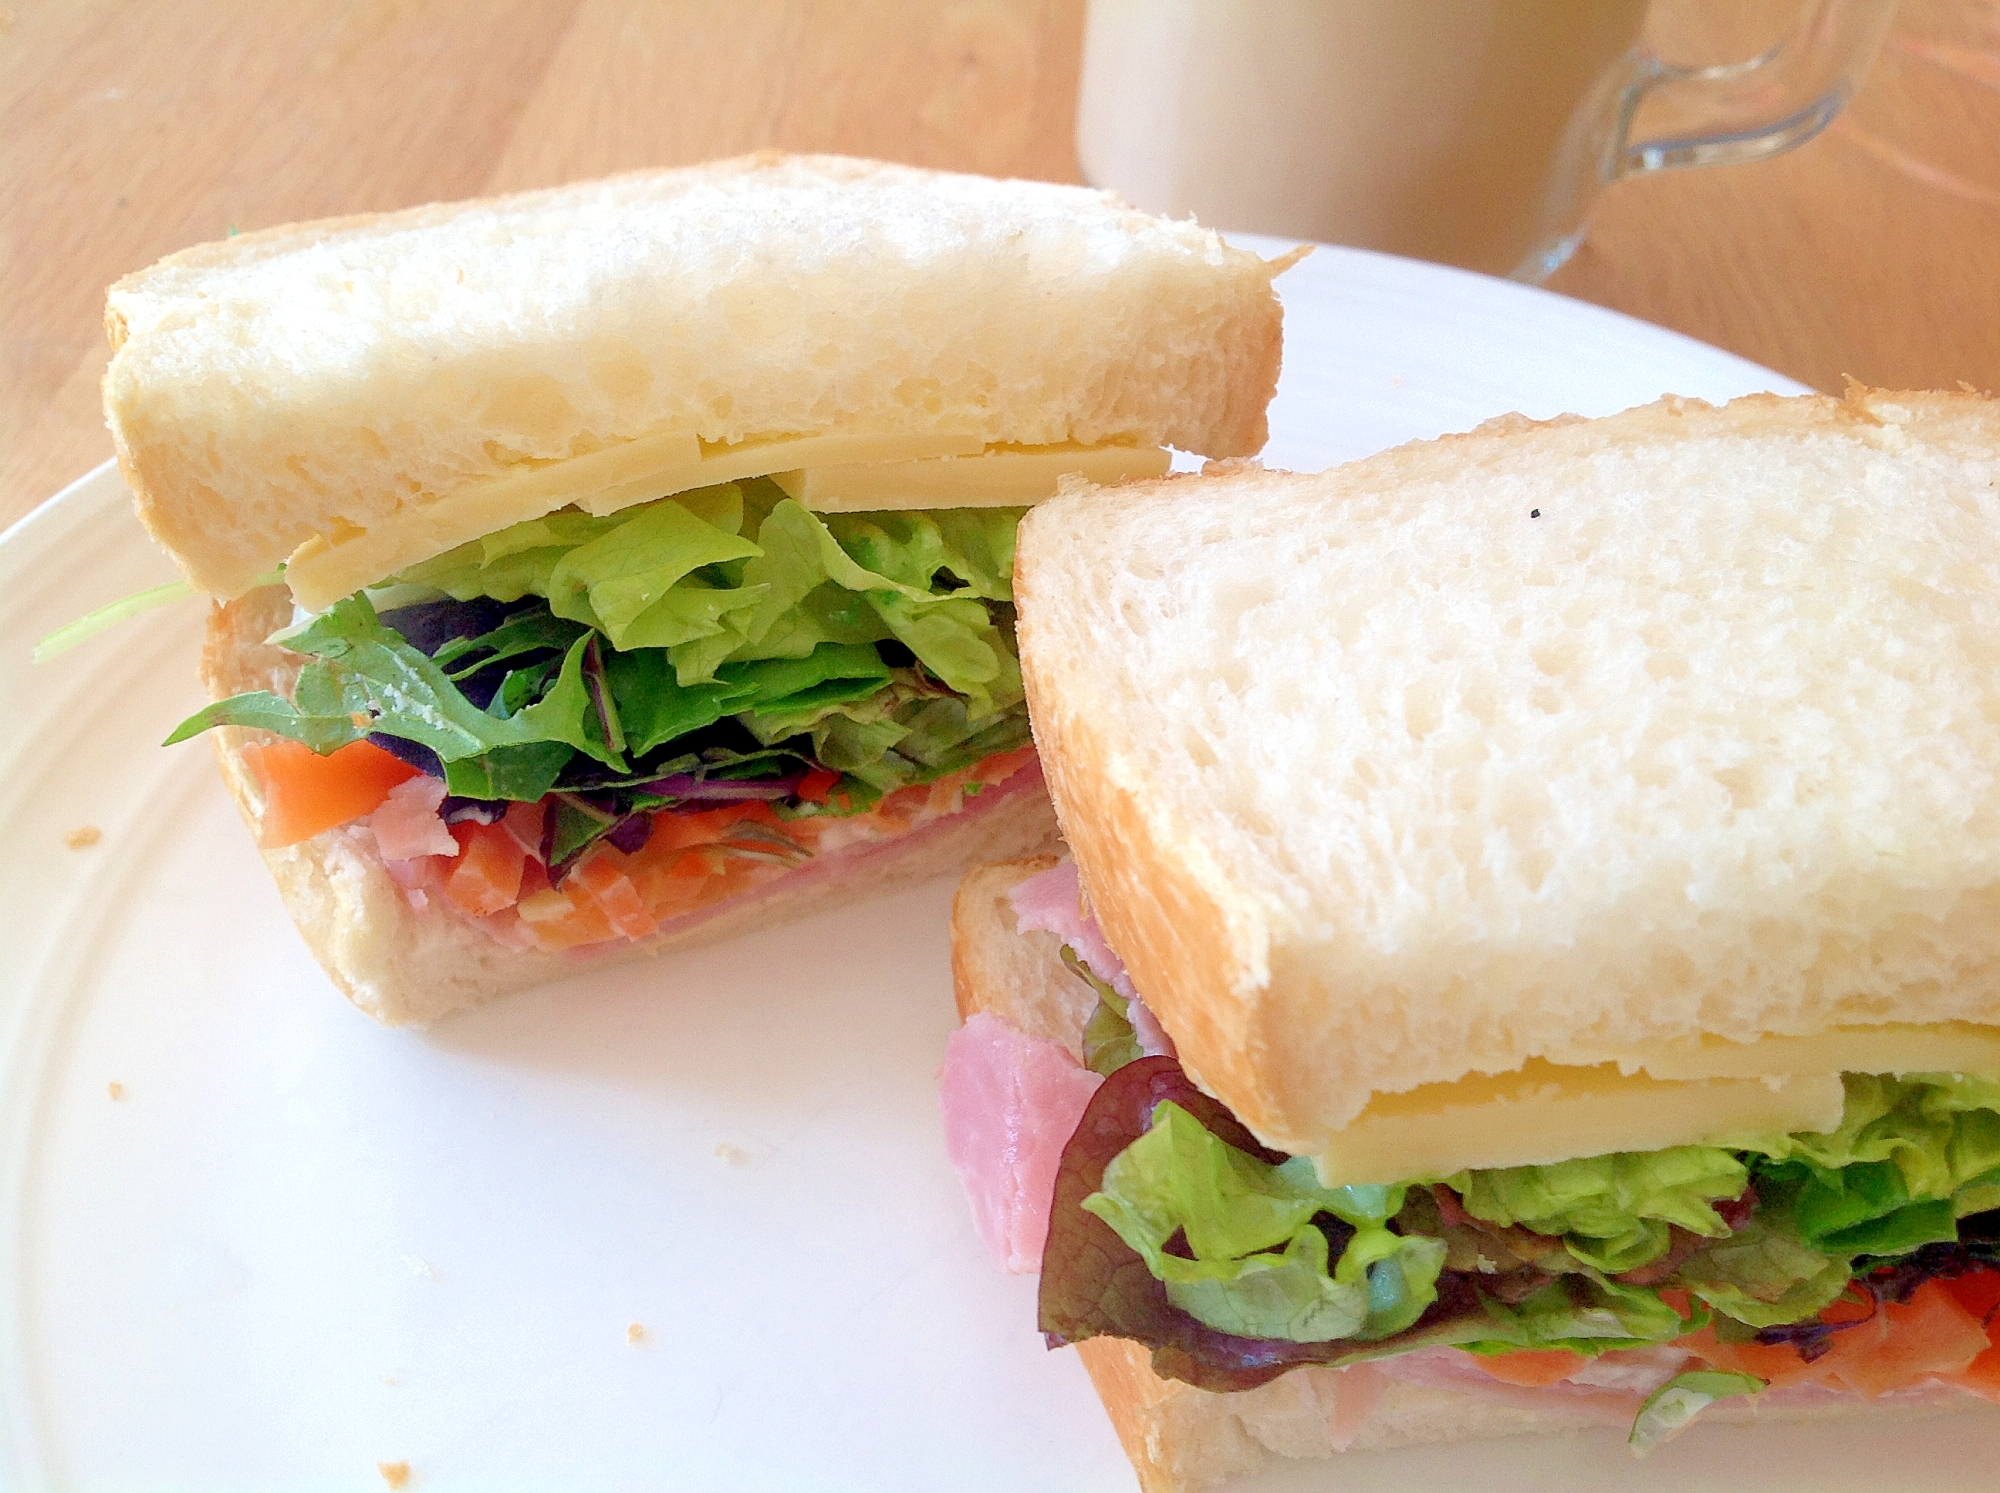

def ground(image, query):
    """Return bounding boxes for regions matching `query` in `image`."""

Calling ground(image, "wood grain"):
[3,0,1996,531]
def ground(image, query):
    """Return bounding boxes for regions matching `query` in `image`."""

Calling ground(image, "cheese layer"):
[285,432,1167,611]
[771,442,1172,509]
[1308,1023,2000,1186]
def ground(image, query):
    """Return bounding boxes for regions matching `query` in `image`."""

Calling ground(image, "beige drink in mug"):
[1078,0,1896,279]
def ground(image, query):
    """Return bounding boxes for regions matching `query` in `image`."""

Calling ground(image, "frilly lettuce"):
[396,480,1025,715]
[167,484,1031,809]
[1083,1102,1445,1343]
[1448,1148,1751,1274]
[1672,1212,1853,1327]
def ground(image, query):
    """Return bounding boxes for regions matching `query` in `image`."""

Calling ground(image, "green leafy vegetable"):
[1082,1102,1445,1343]
[170,594,626,775]
[392,483,1024,712]
[1062,946,1142,1077]
[1449,1148,1750,1274]
[1629,1370,1764,1454]
[166,487,1033,812]
[1457,1274,1694,1356]
[1676,1211,1856,1327]
[35,580,196,663]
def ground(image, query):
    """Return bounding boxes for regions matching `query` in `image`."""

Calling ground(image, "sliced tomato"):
[1941,1268,2000,1325]
[516,853,552,903]
[1472,1350,1587,1387]
[441,821,528,918]
[245,738,419,848]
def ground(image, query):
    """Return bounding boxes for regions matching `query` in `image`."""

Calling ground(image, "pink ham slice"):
[940,1012,1104,1274]
[369,774,458,861]
[1007,859,1177,1058]
[1008,859,1134,997]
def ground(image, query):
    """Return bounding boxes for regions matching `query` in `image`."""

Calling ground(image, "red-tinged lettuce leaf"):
[1036,1057,1487,1391]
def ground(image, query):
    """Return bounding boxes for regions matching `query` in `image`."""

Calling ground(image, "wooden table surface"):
[5,0,1998,532]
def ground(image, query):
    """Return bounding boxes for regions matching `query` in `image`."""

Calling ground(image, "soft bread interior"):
[949,858,1977,1493]
[203,590,1060,1024]
[105,152,1286,598]
[1014,389,2000,1169]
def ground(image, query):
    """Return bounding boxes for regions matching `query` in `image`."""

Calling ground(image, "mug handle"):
[1617,0,1898,175]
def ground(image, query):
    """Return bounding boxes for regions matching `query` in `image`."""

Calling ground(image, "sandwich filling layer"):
[949,862,2000,1445]
[174,478,1040,954]
[283,432,1171,610]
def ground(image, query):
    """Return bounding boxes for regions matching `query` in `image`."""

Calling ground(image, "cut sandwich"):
[940,389,2000,1490]
[104,152,1289,1024]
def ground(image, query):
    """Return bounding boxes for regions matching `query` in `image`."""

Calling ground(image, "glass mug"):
[1076,0,1897,280]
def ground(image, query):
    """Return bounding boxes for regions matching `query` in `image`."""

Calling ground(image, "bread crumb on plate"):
[377,1462,410,1489]
[627,1322,647,1345]
[65,826,102,849]
[107,1082,124,1100]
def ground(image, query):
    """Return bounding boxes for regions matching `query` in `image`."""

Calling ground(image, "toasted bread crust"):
[1015,388,2000,1161]
[106,153,1286,597]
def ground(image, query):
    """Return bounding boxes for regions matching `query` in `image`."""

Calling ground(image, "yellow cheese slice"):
[1563,1022,2000,1083]
[770,442,1173,510]
[1310,1062,1847,1186]
[569,431,986,516]
[283,430,1159,610]
[287,426,700,610]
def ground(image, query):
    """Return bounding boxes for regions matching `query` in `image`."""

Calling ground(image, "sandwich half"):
[940,389,2000,1489]
[105,152,1288,1024]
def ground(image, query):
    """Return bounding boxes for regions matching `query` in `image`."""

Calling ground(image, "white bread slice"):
[204,589,1059,1025]
[1013,388,2000,1168]
[950,858,1972,1493]
[104,152,1287,599]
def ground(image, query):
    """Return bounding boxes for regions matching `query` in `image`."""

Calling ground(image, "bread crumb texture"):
[1018,390,2000,1154]
[103,154,1283,597]
[64,826,101,849]
[376,1462,409,1489]
[627,1322,647,1345]
[106,1081,124,1101]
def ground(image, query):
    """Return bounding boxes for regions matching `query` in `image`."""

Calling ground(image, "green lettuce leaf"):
[1449,1148,1750,1274]
[1671,1211,1853,1327]
[1082,1102,1444,1343]
[1062,946,1142,1078]
[1460,1274,1693,1354]
[397,484,1025,713]
[168,594,623,773]
[1726,1074,2000,1256]
[1630,1370,1764,1454]
[168,487,1033,811]
[714,499,1020,710]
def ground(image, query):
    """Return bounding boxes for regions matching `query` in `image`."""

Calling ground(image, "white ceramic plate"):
[8,245,1997,1493]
